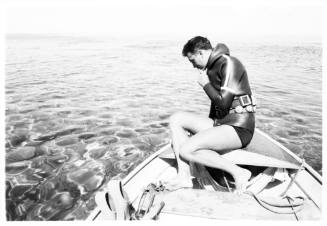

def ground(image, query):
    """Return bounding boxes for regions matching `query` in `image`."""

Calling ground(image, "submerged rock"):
[83,137,98,144]
[35,127,83,142]
[68,169,104,192]
[38,204,59,220]
[13,128,30,136]
[116,129,137,138]
[46,155,68,168]
[9,134,29,147]
[97,159,115,177]
[116,118,134,127]
[12,120,30,129]
[89,147,107,159]
[24,140,45,147]
[31,122,49,134]
[160,122,169,127]
[39,181,57,201]
[51,192,74,210]
[30,165,53,180]
[35,145,49,156]
[66,142,87,155]
[34,133,57,142]
[6,199,18,220]
[78,132,96,140]
[25,203,44,220]
[9,184,34,201]
[33,163,56,179]
[6,161,30,174]
[158,113,170,120]
[62,201,88,220]
[22,187,41,201]
[20,168,46,184]
[6,145,49,164]
[98,128,116,136]
[99,136,119,145]
[32,112,51,123]
[6,147,37,162]
[56,135,79,146]
[31,156,47,168]
[64,149,82,163]
[19,106,35,114]
[134,128,148,133]
[149,123,162,128]
[55,127,84,136]
[67,161,105,193]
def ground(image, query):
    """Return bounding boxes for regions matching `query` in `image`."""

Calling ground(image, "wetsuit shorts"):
[231,126,253,148]
[213,119,254,148]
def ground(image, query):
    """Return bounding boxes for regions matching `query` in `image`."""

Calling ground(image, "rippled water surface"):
[5,35,322,220]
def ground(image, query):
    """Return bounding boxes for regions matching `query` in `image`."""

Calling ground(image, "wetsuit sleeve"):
[203,55,236,110]
[203,83,234,110]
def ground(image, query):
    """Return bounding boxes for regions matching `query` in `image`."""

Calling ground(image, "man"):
[164,36,256,193]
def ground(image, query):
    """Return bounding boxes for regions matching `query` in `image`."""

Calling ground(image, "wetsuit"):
[204,43,255,147]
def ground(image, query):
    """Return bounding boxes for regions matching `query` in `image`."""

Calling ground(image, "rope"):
[280,159,305,197]
[245,191,305,215]
[219,167,305,216]
[222,173,232,193]
[286,196,299,220]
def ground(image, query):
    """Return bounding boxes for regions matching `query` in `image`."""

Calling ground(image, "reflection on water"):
[5,35,322,220]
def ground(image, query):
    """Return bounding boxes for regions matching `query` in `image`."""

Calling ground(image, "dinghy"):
[87,129,321,220]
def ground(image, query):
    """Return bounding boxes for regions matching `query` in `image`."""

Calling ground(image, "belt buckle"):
[239,95,251,107]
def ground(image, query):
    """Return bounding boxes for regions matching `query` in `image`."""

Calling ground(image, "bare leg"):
[166,112,214,187]
[172,125,251,193]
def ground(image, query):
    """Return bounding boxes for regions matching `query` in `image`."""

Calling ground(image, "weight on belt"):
[229,105,256,114]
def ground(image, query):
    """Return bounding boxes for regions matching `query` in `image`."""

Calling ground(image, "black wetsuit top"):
[203,43,255,133]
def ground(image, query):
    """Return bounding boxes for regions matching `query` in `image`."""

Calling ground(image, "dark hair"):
[182,36,212,56]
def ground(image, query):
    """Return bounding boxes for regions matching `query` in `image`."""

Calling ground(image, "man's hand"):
[197,70,210,87]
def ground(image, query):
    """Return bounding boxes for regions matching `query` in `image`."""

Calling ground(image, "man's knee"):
[169,111,187,127]
[179,144,195,162]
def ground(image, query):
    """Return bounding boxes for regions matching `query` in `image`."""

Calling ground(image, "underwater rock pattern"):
[55,135,79,146]
[5,116,168,221]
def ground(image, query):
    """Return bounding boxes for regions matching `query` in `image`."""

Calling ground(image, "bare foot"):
[162,175,193,191]
[233,168,251,195]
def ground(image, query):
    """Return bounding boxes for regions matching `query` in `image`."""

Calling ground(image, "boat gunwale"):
[122,144,172,186]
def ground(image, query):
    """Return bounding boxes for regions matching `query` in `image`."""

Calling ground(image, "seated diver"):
[164,36,256,193]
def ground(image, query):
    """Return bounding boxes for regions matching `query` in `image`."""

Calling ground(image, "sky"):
[3,0,324,43]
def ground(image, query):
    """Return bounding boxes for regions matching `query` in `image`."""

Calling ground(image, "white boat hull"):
[88,129,321,220]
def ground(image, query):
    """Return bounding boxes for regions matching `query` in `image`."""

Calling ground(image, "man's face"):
[186,51,206,70]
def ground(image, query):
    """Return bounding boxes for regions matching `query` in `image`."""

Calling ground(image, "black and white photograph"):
[2,0,325,222]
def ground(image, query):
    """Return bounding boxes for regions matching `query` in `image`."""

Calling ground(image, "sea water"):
[5,35,322,220]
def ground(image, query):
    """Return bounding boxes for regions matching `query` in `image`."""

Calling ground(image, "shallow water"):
[5,35,322,220]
